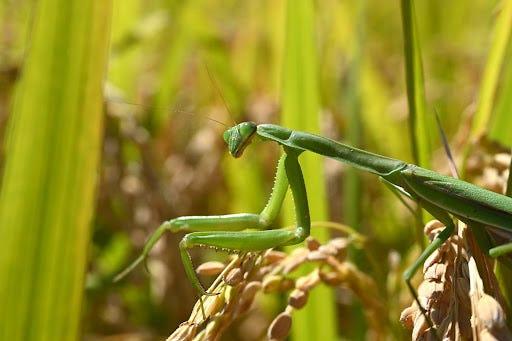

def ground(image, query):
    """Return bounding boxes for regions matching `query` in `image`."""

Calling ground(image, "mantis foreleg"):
[178,148,310,293]
[116,150,312,295]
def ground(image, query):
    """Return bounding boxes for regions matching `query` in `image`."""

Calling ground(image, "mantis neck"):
[257,124,407,177]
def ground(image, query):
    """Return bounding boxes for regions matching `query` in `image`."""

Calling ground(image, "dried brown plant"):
[401,143,512,340]
[167,231,386,341]
[400,220,511,340]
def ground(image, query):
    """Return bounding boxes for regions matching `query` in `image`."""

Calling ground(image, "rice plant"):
[0,1,111,340]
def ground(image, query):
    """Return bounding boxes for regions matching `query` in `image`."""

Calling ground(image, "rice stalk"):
[401,220,511,340]
[402,144,512,340]
[166,232,386,341]
[0,1,111,339]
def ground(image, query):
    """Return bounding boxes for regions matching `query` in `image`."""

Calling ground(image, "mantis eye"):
[223,122,257,158]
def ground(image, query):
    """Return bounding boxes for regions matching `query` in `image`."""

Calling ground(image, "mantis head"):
[223,122,257,158]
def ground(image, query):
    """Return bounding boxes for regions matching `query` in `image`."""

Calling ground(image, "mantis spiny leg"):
[178,148,310,294]
[116,149,311,298]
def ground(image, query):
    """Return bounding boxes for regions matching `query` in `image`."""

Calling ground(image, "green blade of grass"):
[470,0,512,141]
[343,1,364,237]
[400,0,431,237]
[339,2,367,338]
[489,0,512,147]
[0,1,111,340]
[152,1,211,133]
[108,0,142,98]
[281,0,338,339]
[400,0,431,168]
[489,54,512,147]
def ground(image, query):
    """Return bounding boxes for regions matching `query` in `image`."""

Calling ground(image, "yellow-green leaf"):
[0,1,111,340]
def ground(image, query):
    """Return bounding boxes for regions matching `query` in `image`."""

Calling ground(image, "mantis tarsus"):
[116,121,512,323]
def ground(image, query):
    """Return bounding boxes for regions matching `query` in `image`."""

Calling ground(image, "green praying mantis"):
[115,121,512,325]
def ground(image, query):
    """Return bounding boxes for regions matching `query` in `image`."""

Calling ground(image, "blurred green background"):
[0,0,510,340]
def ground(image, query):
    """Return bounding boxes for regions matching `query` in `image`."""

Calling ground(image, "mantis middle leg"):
[402,199,455,339]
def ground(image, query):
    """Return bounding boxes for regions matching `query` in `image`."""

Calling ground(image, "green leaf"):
[400,0,432,233]
[471,0,512,140]
[489,4,512,148]
[281,0,338,339]
[400,0,431,168]
[0,1,111,340]
[489,60,512,146]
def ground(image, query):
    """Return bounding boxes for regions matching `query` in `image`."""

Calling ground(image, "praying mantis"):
[116,121,512,324]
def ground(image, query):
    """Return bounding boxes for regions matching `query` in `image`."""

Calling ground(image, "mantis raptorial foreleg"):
[117,150,311,295]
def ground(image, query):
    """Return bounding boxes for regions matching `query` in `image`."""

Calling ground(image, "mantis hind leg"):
[402,201,455,282]
[403,200,455,340]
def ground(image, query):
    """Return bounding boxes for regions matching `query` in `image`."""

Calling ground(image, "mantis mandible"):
[116,121,512,317]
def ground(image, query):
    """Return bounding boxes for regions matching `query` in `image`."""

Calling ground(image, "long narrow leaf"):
[470,0,512,140]
[489,2,512,149]
[489,59,512,146]
[341,2,368,338]
[400,0,431,234]
[0,1,111,340]
[281,0,338,339]
[400,0,431,168]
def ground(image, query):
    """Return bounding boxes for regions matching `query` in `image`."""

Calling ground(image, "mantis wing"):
[401,166,512,231]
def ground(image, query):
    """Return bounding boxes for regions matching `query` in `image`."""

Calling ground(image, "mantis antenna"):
[105,95,228,128]
[434,108,459,179]
[203,62,237,126]
[202,61,243,144]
